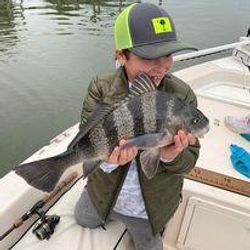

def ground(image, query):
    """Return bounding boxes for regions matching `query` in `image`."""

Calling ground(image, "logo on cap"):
[152,17,172,34]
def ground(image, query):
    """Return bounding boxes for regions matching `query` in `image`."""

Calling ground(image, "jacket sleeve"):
[160,81,201,175]
[79,76,103,130]
[160,140,200,174]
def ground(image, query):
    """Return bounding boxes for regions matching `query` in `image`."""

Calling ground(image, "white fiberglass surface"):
[177,197,250,250]
[13,178,129,250]
[196,82,250,108]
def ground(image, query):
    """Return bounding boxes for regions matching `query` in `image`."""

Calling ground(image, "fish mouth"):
[194,125,210,138]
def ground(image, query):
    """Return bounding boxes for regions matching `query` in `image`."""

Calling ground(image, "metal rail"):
[173,38,250,62]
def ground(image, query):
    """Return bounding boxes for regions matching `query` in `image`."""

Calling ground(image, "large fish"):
[14,72,209,192]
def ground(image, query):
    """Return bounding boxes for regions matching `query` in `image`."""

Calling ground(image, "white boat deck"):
[194,96,249,179]
[175,55,250,181]
[12,178,132,250]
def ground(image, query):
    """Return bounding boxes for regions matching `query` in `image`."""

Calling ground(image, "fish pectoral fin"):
[83,160,102,178]
[120,133,166,150]
[140,148,161,179]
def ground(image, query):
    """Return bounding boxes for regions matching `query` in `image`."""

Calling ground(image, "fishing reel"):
[32,209,60,240]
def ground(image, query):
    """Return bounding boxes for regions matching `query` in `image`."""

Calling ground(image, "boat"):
[0,36,250,250]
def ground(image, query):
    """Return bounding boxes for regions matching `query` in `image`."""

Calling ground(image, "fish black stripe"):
[89,124,110,157]
[81,132,96,158]
[102,111,119,148]
[127,97,145,136]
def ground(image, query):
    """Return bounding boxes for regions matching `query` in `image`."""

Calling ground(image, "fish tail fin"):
[14,151,73,192]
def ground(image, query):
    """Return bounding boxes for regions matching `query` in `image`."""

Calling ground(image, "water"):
[0,0,249,177]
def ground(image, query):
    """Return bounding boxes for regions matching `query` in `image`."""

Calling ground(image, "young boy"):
[74,3,200,250]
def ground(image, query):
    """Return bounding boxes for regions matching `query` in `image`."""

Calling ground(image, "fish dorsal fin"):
[128,72,156,98]
[67,103,113,150]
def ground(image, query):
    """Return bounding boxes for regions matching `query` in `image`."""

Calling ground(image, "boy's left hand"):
[160,130,196,162]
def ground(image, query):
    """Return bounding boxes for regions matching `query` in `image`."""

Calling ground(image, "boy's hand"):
[160,130,196,162]
[106,139,138,165]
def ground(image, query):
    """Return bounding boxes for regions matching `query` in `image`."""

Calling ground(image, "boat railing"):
[173,37,250,62]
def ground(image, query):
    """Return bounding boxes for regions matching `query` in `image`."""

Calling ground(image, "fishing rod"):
[0,172,78,241]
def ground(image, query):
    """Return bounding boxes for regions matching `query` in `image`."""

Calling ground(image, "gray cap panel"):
[129,3,177,47]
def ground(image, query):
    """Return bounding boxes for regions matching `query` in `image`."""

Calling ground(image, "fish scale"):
[113,102,135,140]
[140,92,157,133]
[127,96,145,136]
[89,125,110,157]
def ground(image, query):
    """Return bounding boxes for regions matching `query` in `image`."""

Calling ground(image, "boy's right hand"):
[106,139,138,166]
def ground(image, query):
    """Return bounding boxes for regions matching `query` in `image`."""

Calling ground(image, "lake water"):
[0,0,249,177]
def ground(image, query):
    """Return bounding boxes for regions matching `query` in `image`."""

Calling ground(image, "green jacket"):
[80,67,200,235]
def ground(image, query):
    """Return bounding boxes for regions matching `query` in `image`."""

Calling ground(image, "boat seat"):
[13,178,133,250]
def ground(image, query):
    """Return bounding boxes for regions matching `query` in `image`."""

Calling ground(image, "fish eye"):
[192,118,200,124]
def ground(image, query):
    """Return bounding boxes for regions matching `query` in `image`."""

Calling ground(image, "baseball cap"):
[114,3,197,59]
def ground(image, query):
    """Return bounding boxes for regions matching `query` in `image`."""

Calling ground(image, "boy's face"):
[116,50,173,86]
